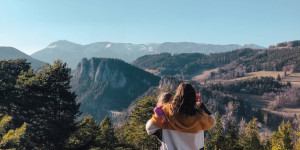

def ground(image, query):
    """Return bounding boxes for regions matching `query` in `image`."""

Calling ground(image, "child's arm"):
[154,105,164,117]
[154,105,167,124]
[146,119,160,135]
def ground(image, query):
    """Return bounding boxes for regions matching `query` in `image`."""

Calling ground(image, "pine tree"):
[13,60,80,149]
[96,115,117,149]
[284,71,287,77]
[42,60,81,149]
[238,118,247,138]
[0,115,26,149]
[270,120,294,150]
[206,112,225,150]
[0,59,30,114]
[65,115,99,149]
[240,118,263,150]
[276,74,281,81]
[287,81,292,87]
[295,125,300,150]
[224,120,242,150]
[123,96,158,149]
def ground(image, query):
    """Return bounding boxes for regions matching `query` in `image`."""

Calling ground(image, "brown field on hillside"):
[192,68,219,82]
[236,71,285,80]
[144,69,160,76]
[193,70,300,86]
[282,73,300,85]
[232,71,300,86]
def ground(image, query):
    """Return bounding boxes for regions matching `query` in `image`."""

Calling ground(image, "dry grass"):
[192,68,219,82]
[225,71,285,83]
[282,73,300,86]
[144,69,160,76]
[193,70,300,86]
[233,71,300,86]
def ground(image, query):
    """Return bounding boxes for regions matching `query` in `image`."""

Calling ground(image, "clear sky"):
[1,0,300,55]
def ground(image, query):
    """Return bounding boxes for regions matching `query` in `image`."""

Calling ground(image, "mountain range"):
[31,40,264,69]
[0,47,45,68]
[133,44,300,79]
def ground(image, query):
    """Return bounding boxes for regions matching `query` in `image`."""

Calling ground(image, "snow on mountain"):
[31,40,264,69]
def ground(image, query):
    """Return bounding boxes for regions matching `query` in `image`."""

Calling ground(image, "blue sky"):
[0,0,300,54]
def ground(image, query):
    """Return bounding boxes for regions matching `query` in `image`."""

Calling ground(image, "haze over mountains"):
[31,40,264,69]
[0,47,45,68]
[1,40,299,135]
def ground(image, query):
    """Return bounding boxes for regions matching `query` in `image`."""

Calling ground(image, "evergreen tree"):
[206,112,225,150]
[295,125,300,150]
[240,118,263,150]
[0,115,26,149]
[65,115,99,149]
[238,118,247,138]
[276,74,281,81]
[0,59,30,114]
[123,96,158,149]
[270,120,294,150]
[287,81,292,87]
[13,60,80,149]
[96,115,118,149]
[224,120,242,150]
[41,60,80,149]
[284,71,287,77]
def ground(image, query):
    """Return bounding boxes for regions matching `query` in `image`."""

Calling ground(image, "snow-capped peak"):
[47,45,57,48]
[106,43,111,48]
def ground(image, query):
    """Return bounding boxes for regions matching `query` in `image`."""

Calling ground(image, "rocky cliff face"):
[71,57,161,121]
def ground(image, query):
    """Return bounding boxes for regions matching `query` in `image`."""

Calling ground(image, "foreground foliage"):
[0,59,80,149]
[121,96,159,149]
[0,115,26,149]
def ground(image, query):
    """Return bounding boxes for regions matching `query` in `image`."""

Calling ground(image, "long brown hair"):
[170,82,197,116]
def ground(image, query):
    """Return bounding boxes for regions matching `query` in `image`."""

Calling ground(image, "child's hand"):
[196,93,202,107]
[154,105,164,117]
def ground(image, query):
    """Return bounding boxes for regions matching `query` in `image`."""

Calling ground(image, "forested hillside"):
[133,45,300,79]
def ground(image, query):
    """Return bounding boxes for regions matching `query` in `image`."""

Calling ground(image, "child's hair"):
[157,92,173,106]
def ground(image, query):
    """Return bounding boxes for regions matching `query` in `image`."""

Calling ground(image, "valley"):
[1,40,299,149]
[2,1,299,149]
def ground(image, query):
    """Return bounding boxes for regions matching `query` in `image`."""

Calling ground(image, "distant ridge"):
[31,40,264,69]
[269,40,300,49]
[0,47,45,68]
[133,40,300,79]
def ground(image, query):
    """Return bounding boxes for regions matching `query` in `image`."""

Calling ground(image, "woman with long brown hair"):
[146,82,215,150]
